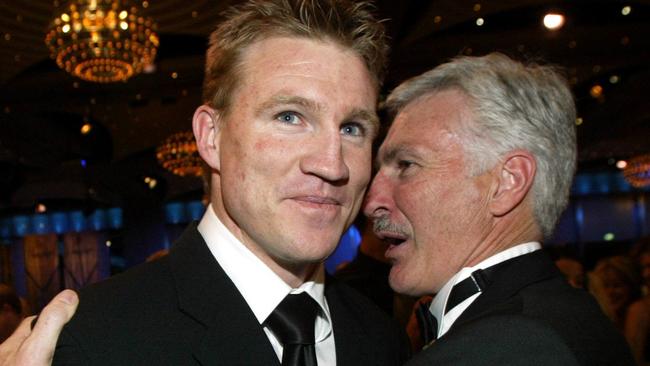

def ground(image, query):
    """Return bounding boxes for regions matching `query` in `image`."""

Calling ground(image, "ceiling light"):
[476,18,484,26]
[590,84,603,98]
[81,123,92,135]
[156,131,203,177]
[543,13,565,30]
[623,154,650,187]
[621,6,631,15]
[36,203,47,213]
[45,0,159,83]
[143,63,156,73]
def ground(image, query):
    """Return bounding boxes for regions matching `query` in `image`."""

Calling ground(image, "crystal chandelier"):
[156,131,203,177]
[623,154,650,188]
[45,0,159,83]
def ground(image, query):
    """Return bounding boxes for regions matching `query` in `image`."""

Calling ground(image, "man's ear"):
[192,105,221,171]
[489,150,536,217]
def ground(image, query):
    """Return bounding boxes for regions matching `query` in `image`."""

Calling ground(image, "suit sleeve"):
[406,314,580,366]
[52,327,89,366]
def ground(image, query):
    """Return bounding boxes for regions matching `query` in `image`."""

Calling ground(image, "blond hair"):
[202,0,388,114]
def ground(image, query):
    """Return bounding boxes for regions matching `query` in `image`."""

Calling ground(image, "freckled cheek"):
[253,139,270,151]
[249,137,293,176]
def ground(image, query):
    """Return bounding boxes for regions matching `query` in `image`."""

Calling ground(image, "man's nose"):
[299,131,350,183]
[363,172,392,219]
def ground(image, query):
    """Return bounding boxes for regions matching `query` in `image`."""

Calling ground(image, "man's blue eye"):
[277,112,299,124]
[341,123,364,136]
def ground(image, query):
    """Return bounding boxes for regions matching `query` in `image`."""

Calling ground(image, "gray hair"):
[385,53,577,238]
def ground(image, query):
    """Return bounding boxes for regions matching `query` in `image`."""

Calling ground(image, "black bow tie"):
[446,272,480,313]
[417,263,505,346]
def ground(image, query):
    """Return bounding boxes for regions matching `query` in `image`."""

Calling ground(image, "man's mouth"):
[292,195,342,206]
[376,232,408,246]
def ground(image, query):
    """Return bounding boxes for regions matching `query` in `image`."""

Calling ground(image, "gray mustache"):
[373,216,408,236]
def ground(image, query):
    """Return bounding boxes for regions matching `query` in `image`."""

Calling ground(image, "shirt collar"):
[197,204,332,341]
[430,241,541,335]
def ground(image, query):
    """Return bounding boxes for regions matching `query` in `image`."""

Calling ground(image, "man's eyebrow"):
[377,146,396,165]
[376,145,416,166]
[255,95,322,115]
[347,108,380,132]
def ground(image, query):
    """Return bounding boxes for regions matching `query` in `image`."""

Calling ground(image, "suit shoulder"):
[326,277,409,365]
[79,256,172,305]
[516,280,634,365]
[409,314,581,366]
[326,276,393,324]
[66,256,176,332]
[466,279,634,366]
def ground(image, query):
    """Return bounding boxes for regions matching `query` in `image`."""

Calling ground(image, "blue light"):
[165,202,186,224]
[80,159,87,168]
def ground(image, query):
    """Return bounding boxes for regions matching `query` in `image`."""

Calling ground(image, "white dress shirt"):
[430,242,542,339]
[198,204,336,365]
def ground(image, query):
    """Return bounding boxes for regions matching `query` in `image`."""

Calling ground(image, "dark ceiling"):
[1,0,649,215]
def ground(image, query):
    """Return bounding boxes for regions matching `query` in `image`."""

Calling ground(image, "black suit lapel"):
[326,277,374,366]
[451,250,559,330]
[168,224,280,366]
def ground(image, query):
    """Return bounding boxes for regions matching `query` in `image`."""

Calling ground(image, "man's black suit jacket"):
[406,250,634,366]
[53,224,408,365]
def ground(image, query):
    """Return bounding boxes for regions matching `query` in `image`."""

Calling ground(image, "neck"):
[464,213,541,268]
[208,189,317,288]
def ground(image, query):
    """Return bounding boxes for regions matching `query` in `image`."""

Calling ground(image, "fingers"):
[0,316,34,363]
[28,290,79,360]
[9,290,79,366]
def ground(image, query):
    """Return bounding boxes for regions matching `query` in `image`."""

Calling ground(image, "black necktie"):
[264,293,320,366]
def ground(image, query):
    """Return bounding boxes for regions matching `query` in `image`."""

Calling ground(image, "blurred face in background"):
[555,258,585,289]
[600,267,632,313]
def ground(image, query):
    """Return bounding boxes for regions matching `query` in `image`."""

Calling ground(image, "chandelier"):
[156,131,203,177]
[45,0,159,83]
[623,154,650,188]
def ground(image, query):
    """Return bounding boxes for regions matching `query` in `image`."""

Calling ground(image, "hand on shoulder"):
[0,290,78,366]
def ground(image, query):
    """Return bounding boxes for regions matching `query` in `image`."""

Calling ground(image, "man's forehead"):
[376,110,464,165]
